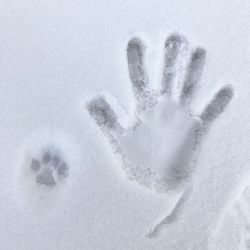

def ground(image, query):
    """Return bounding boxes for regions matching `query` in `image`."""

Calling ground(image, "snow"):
[0,0,250,249]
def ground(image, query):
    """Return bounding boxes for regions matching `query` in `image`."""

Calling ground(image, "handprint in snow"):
[87,33,233,193]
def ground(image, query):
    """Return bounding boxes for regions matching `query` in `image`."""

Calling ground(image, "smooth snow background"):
[0,0,250,249]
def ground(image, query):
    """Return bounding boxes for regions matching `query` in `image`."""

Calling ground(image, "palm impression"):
[87,33,233,193]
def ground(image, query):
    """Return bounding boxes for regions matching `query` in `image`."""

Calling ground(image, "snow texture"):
[209,176,250,249]
[0,0,248,249]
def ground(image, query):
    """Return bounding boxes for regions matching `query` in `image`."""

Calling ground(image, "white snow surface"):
[0,0,250,249]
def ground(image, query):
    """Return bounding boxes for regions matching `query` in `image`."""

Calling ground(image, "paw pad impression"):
[30,145,69,187]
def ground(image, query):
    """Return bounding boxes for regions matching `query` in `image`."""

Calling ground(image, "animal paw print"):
[30,145,69,187]
[15,129,78,211]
